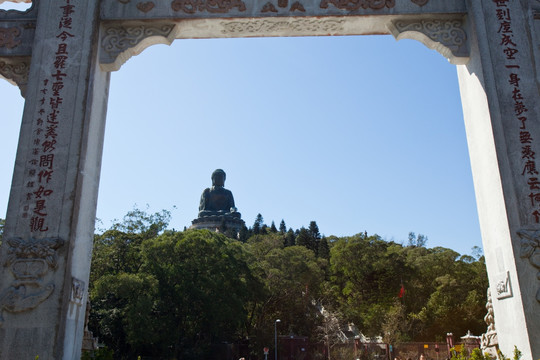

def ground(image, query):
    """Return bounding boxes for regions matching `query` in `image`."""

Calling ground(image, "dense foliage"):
[88,211,488,359]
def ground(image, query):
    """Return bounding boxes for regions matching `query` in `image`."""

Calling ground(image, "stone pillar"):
[0,1,109,359]
[457,0,540,358]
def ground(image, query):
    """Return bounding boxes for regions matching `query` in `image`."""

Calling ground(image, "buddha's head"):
[211,169,226,187]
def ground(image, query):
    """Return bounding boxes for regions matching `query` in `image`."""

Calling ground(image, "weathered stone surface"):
[457,1,540,357]
[0,3,37,94]
[481,289,498,359]
[0,0,539,358]
[0,56,30,95]
[388,16,469,64]
[0,1,109,359]
[100,0,467,20]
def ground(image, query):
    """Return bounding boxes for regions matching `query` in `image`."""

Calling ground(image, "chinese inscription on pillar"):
[491,0,540,224]
[22,0,76,234]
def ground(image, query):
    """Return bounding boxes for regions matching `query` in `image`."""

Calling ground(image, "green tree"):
[253,213,264,235]
[308,221,321,255]
[91,272,159,357]
[270,221,277,233]
[309,221,321,240]
[279,219,287,234]
[285,228,296,247]
[89,208,259,360]
[296,227,312,249]
[90,208,171,285]
[142,230,257,358]
[91,230,258,360]
[392,245,488,341]
[318,236,330,260]
[408,232,428,247]
[329,234,406,336]
[239,224,250,242]
[381,300,409,345]
[246,234,326,355]
[409,250,488,340]
[89,208,489,355]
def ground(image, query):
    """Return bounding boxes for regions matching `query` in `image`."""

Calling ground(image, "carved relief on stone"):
[481,288,499,358]
[221,18,345,35]
[0,237,64,325]
[171,0,246,14]
[70,277,85,305]
[136,1,155,12]
[516,229,540,303]
[0,56,30,95]
[320,0,395,11]
[261,2,278,12]
[100,23,176,71]
[260,0,305,13]
[290,2,305,12]
[0,27,21,49]
[388,17,469,65]
[494,271,512,299]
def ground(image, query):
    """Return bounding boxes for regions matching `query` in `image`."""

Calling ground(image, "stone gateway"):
[0,0,539,359]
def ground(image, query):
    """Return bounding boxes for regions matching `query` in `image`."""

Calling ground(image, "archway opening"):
[96,34,480,254]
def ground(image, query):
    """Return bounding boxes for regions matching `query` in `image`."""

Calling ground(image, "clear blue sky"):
[1,2,481,255]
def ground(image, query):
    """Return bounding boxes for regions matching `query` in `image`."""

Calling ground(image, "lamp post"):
[274,319,281,360]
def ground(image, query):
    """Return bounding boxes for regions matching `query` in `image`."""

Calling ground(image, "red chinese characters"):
[492,0,539,223]
[24,0,76,233]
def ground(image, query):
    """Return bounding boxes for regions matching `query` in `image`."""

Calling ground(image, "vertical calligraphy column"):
[0,1,109,359]
[458,0,540,358]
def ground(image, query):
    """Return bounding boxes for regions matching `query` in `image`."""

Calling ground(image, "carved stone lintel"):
[290,1,305,12]
[100,22,177,72]
[136,1,155,13]
[0,56,30,96]
[0,21,35,58]
[516,229,540,303]
[387,17,469,65]
[0,237,64,325]
[221,18,345,35]
[320,0,395,11]
[171,0,246,14]
[261,2,277,12]
[0,27,21,49]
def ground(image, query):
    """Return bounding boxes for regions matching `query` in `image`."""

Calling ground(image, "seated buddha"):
[198,169,241,219]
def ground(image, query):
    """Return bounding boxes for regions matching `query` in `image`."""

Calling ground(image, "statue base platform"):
[190,216,245,237]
